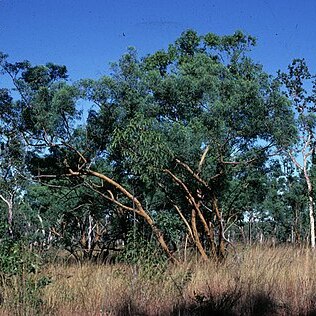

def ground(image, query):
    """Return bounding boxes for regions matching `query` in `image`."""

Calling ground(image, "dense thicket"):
[0,30,316,263]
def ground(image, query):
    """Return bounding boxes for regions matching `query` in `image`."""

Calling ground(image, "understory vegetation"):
[0,246,316,315]
[1,29,316,314]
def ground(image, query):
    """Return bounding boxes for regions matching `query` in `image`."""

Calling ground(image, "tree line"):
[0,30,315,263]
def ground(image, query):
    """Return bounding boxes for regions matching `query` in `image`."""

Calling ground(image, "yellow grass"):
[1,245,316,315]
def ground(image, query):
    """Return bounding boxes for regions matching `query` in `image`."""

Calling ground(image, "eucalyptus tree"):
[249,160,308,244]
[77,30,296,260]
[0,30,297,261]
[139,30,295,259]
[278,59,316,248]
[0,50,178,261]
[0,58,30,236]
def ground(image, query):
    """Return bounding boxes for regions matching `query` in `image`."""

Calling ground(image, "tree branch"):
[198,145,210,173]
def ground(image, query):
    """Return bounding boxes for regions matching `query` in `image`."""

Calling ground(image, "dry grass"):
[2,245,316,315]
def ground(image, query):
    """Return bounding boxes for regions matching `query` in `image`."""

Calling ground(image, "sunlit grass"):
[1,245,316,315]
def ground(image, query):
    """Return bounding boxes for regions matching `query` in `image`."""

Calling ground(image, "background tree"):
[0,59,29,237]
[278,59,316,248]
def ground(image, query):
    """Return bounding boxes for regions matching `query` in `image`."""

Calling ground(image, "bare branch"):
[198,145,210,173]
[289,150,303,171]
[164,169,198,209]
[0,193,12,208]
[62,142,87,167]
[172,204,194,242]
[164,169,214,252]
[175,158,221,190]
[84,180,138,214]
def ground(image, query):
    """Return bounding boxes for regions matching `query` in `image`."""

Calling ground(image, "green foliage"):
[119,230,167,276]
[21,63,67,90]
[0,231,51,315]
[0,242,37,276]
[153,210,185,246]
[0,30,309,264]
[111,113,171,183]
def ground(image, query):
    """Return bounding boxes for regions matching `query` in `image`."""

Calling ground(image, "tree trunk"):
[7,199,13,237]
[0,193,13,237]
[308,192,315,249]
[191,209,209,261]
[304,167,315,248]
[86,169,178,263]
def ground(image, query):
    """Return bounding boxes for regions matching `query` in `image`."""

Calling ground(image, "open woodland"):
[1,30,316,314]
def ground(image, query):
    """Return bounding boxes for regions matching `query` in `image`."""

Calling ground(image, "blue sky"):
[0,0,315,81]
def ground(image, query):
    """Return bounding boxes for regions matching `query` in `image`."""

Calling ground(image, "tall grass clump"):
[0,237,51,316]
[2,245,316,315]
